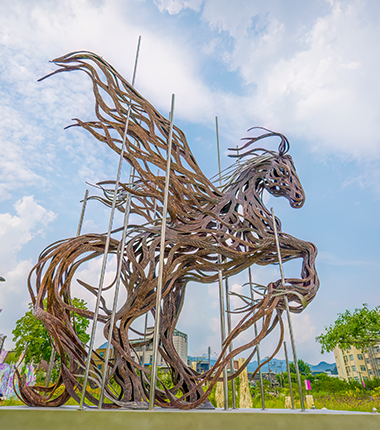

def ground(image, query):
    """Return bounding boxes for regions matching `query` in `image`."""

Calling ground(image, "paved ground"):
[1,406,379,430]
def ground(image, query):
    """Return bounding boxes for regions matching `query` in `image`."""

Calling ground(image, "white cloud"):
[152,0,380,159]
[154,0,202,15]
[0,196,56,264]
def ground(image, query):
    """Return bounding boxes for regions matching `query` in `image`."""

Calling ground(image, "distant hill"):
[310,361,338,374]
[188,356,337,374]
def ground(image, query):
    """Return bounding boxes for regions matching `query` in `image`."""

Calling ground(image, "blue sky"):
[1,0,380,366]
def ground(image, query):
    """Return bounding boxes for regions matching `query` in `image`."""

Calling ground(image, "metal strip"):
[79,36,141,410]
[148,93,175,410]
[215,116,229,410]
[225,277,236,408]
[248,266,265,410]
[76,189,89,237]
[271,207,305,411]
[283,340,295,409]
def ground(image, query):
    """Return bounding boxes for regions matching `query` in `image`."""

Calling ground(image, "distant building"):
[334,344,380,382]
[94,327,188,372]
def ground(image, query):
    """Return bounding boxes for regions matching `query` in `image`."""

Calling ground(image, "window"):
[346,366,350,371]
[349,354,354,361]
[343,355,348,363]
[354,377,360,381]
[149,355,152,364]
[357,354,363,360]
[363,377,368,381]
[352,365,357,372]
[360,365,366,372]
[100,352,104,357]
[98,364,102,370]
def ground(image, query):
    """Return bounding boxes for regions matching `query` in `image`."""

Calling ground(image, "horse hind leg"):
[159,283,209,407]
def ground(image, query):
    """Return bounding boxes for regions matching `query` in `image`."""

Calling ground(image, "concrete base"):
[0,406,379,430]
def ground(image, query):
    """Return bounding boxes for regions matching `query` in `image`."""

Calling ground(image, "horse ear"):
[278,134,290,156]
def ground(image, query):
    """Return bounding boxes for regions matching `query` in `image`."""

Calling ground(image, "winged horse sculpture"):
[15,52,319,409]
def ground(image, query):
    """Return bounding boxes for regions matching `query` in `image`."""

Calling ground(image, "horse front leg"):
[273,234,319,311]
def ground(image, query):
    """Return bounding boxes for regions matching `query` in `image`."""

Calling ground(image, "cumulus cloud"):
[0,196,56,263]
[153,0,380,159]
[154,0,202,15]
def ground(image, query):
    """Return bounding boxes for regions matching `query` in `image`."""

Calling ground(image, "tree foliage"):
[12,298,90,364]
[316,304,380,353]
[289,359,311,375]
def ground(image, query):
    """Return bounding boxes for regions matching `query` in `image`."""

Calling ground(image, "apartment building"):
[334,344,380,382]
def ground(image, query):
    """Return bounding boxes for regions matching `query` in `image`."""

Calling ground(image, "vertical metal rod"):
[98,195,132,406]
[98,35,142,406]
[225,278,236,408]
[283,341,295,409]
[215,116,229,410]
[45,188,89,387]
[148,94,175,410]
[248,267,265,410]
[45,348,56,387]
[271,207,305,411]
[142,313,149,366]
[79,36,141,410]
[76,189,89,237]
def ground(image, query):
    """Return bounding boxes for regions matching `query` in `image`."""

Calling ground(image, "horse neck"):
[219,167,271,228]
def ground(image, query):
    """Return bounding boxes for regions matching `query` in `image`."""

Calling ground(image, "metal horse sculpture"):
[16,52,319,409]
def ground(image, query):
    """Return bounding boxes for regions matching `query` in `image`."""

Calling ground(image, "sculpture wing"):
[40,51,220,224]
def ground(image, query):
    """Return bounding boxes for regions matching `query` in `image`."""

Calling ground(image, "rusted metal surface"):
[15,52,319,409]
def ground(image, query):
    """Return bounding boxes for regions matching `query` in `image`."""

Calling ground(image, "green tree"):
[289,359,311,375]
[12,298,90,364]
[316,304,380,353]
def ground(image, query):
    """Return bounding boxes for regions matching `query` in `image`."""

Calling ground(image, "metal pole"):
[141,313,149,367]
[79,36,141,410]
[271,207,305,411]
[283,341,295,409]
[99,36,143,405]
[215,116,229,410]
[45,188,89,387]
[45,348,56,387]
[76,189,89,237]
[148,94,175,410]
[248,267,265,410]
[225,277,236,408]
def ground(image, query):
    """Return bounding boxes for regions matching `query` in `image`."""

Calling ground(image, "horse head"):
[261,153,305,209]
[228,128,305,209]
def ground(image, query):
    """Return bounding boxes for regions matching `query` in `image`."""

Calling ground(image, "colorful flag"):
[305,379,311,390]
